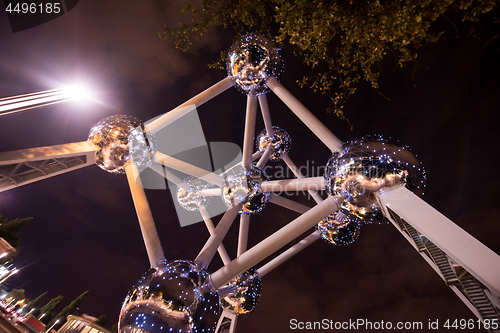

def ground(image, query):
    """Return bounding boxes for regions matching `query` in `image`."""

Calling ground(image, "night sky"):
[1,1,500,332]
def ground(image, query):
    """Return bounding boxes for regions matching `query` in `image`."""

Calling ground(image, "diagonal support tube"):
[146,76,234,134]
[125,162,165,267]
[237,214,250,257]
[282,154,323,204]
[266,77,342,152]
[195,204,241,269]
[242,95,258,167]
[258,94,274,137]
[270,195,311,214]
[257,231,321,277]
[154,152,222,186]
[199,205,231,265]
[209,195,343,289]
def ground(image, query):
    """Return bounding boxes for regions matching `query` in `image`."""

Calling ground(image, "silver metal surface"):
[88,115,155,174]
[119,260,220,333]
[227,34,283,95]
[324,135,426,223]
[221,165,271,215]
[220,268,262,315]
[256,126,291,161]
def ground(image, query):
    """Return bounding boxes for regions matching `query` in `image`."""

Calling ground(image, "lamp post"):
[45,319,60,332]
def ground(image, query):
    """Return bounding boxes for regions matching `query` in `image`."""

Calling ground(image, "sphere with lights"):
[221,165,271,215]
[256,126,291,161]
[118,260,219,333]
[317,209,361,246]
[88,115,155,175]
[227,34,283,95]
[177,177,214,211]
[324,135,426,223]
[220,268,262,315]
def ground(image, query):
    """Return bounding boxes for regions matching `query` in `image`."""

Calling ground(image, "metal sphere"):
[256,126,291,161]
[119,260,220,333]
[220,268,262,315]
[317,210,361,246]
[221,165,271,215]
[324,135,426,223]
[88,115,155,175]
[227,34,283,95]
[177,177,214,211]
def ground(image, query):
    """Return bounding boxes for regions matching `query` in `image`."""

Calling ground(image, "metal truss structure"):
[0,35,499,333]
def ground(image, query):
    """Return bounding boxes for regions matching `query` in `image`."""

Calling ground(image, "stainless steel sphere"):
[177,177,213,211]
[88,115,155,175]
[220,268,262,315]
[317,210,361,246]
[227,34,283,95]
[324,135,426,223]
[256,126,291,161]
[119,260,220,333]
[221,165,271,215]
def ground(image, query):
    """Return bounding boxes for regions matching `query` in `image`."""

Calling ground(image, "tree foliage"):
[160,0,498,118]
[39,295,64,323]
[6,288,25,302]
[48,290,89,328]
[22,291,47,315]
[0,211,32,257]
[97,314,108,327]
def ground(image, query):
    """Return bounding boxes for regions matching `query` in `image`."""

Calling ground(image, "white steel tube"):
[148,162,189,190]
[270,195,311,214]
[125,162,165,267]
[282,154,324,204]
[195,204,241,269]
[199,206,231,265]
[260,177,325,193]
[258,94,274,137]
[210,195,342,288]
[199,188,222,196]
[154,152,222,186]
[146,76,234,134]
[257,231,321,277]
[237,214,250,257]
[242,95,258,167]
[255,145,273,169]
[266,77,342,152]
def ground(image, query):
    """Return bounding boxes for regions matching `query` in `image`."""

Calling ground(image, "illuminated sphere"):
[324,135,426,223]
[256,126,291,161]
[88,115,155,175]
[119,260,220,333]
[317,210,361,246]
[220,268,262,315]
[177,177,214,211]
[221,165,270,215]
[227,34,283,95]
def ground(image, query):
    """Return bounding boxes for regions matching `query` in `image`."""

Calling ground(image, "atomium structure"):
[0,34,499,333]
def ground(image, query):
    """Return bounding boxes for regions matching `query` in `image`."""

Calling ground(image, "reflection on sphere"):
[221,268,262,315]
[177,177,214,211]
[227,34,283,95]
[119,260,219,333]
[221,165,270,215]
[324,135,426,223]
[88,115,155,175]
[317,210,361,246]
[256,126,291,161]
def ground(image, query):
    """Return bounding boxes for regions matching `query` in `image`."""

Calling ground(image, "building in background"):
[57,315,112,333]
